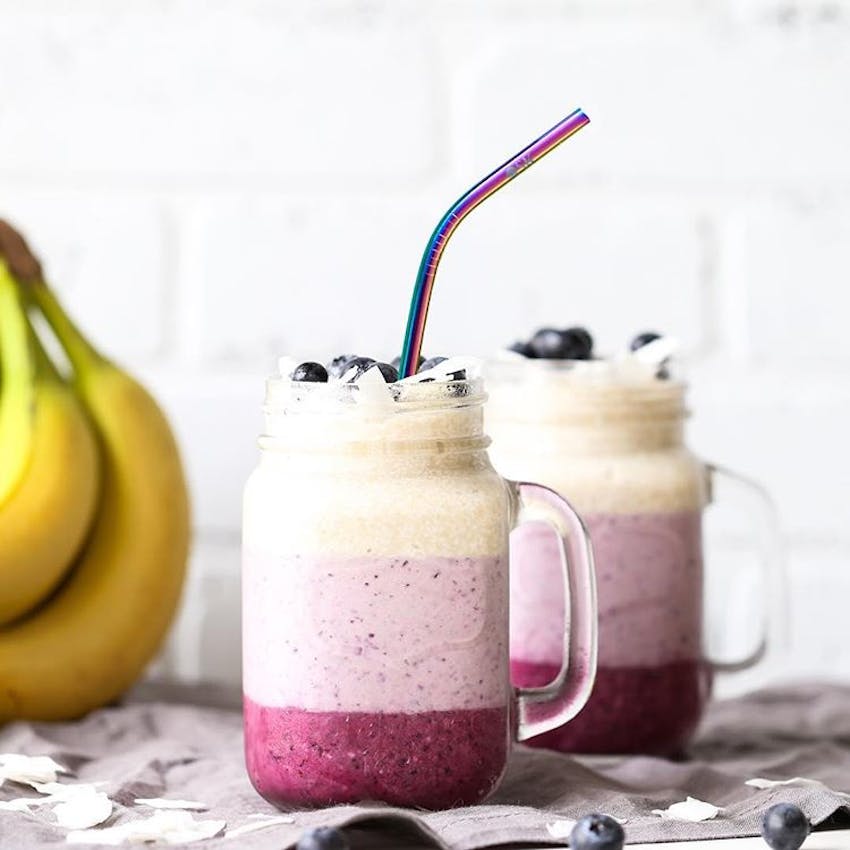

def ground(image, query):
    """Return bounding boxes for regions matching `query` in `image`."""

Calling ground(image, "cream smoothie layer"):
[486,360,707,515]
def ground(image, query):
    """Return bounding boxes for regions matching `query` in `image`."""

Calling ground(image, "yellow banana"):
[0,315,100,626]
[0,272,191,721]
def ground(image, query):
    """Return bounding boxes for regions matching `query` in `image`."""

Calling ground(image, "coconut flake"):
[54,791,112,830]
[351,365,395,412]
[135,798,207,811]
[30,781,108,801]
[0,798,37,812]
[746,777,850,799]
[399,355,477,384]
[66,810,225,845]
[652,796,722,822]
[225,814,295,838]
[630,335,678,366]
[545,819,576,838]
[0,754,68,784]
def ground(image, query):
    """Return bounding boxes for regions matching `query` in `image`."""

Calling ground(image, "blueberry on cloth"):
[291,362,329,382]
[570,813,625,850]
[761,803,810,850]
[296,826,350,850]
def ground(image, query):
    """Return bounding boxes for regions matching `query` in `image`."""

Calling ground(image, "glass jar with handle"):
[486,360,781,756]
[242,373,597,808]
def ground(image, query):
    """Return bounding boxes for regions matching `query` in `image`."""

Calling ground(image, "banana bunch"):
[0,220,190,722]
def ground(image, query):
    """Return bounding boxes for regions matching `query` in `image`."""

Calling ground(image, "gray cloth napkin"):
[1,682,849,849]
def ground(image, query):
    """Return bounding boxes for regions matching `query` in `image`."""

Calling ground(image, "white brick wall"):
[2,0,849,694]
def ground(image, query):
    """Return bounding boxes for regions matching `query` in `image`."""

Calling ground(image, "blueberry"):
[340,356,376,381]
[369,362,399,383]
[508,340,535,357]
[630,331,662,352]
[419,356,448,372]
[570,814,625,850]
[566,326,594,359]
[296,826,350,850]
[761,803,810,850]
[291,361,329,383]
[327,354,358,379]
[529,326,594,360]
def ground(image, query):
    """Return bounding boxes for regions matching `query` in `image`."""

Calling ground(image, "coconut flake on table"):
[54,791,113,830]
[746,777,850,799]
[652,796,722,822]
[30,781,108,801]
[224,814,296,838]
[135,798,208,811]
[66,810,226,846]
[545,819,577,838]
[0,798,37,812]
[0,754,69,785]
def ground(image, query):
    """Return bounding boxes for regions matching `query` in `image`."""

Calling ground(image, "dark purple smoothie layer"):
[511,659,712,756]
[244,698,508,809]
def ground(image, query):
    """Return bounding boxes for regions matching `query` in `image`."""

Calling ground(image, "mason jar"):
[242,373,597,808]
[486,360,779,756]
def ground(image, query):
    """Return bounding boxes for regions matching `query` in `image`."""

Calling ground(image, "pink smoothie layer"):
[512,659,711,755]
[243,551,508,713]
[510,510,706,754]
[244,698,508,809]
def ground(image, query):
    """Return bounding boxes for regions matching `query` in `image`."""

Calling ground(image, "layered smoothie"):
[243,361,511,808]
[487,334,711,755]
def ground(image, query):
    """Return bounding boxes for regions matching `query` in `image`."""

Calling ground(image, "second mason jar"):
[486,359,777,756]
[242,371,596,809]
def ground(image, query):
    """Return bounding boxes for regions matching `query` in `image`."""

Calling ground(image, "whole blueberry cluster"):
[290,354,465,384]
[508,327,664,361]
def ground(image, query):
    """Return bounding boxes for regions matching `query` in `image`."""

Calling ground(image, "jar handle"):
[508,481,598,741]
[705,464,785,673]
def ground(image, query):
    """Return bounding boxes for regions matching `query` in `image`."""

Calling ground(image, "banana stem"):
[0,263,33,382]
[28,281,105,377]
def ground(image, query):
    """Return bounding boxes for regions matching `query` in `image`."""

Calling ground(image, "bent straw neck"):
[398,109,590,378]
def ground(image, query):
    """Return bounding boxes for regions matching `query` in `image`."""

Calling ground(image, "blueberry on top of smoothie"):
[508,340,536,357]
[529,326,594,360]
[292,361,329,383]
[570,814,625,850]
[327,354,358,378]
[341,356,377,381]
[630,331,661,352]
[761,803,810,850]
[370,361,399,383]
[296,826,350,850]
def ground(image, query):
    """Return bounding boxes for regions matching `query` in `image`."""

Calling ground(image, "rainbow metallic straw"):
[398,108,591,378]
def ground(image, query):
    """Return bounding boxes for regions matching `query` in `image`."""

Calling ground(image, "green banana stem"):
[27,281,106,378]
[0,261,36,499]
